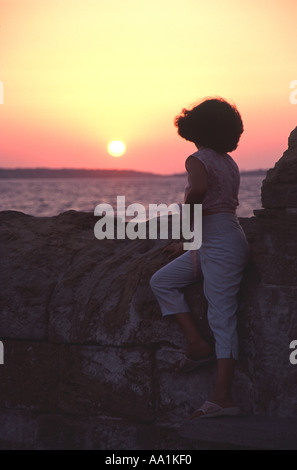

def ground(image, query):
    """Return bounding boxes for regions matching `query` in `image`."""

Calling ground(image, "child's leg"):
[175,312,213,360]
[150,251,199,317]
[198,249,247,409]
[201,256,245,361]
[150,251,211,359]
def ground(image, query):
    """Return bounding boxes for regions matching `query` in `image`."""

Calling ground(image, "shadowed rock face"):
[1,129,297,449]
[261,127,297,209]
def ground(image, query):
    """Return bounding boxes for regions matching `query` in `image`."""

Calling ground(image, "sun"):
[107,140,126,157]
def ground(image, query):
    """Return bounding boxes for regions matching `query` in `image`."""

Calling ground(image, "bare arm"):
[184,156,208,223]
[163,156,208,258]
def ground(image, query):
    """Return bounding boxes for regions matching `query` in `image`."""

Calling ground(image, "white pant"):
[150,213,250,360]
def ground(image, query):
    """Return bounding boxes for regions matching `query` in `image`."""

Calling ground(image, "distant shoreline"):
[0,168,267,179]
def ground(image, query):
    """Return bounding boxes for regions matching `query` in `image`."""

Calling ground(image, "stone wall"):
[0,129,297,450]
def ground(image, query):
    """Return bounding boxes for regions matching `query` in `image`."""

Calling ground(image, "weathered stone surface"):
[180,415,297,450]
[155,347,254,424]
[0,410,38,450]
[155,347,218,423]
[0,210,176,345]
[237,283,297,416]
[0,341,59,411]
[0,212,52,340]
[262,127,297,208]
[1,209,297,422]
[0,410,200,450]
[240,215,297,286]
[48,236,181,347]
[58,345,155,422]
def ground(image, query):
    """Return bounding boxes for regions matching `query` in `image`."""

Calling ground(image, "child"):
[150,98,250,419]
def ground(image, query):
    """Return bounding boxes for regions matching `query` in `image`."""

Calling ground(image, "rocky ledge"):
[0,128,297,450]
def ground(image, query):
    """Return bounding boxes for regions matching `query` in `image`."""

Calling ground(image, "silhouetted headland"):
[0,168,267,179]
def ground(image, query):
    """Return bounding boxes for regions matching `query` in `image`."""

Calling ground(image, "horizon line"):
[0,167,268,176]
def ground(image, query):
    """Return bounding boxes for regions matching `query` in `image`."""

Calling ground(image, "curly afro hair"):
[174,97,244,153]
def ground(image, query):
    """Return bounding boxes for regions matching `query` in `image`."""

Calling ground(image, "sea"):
[0,174,264,219]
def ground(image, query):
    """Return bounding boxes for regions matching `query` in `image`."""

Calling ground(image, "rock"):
[179,415,297,450]
[1,206,297,449]
[155,347,219,423]
[58,345,155,422]
[0,341,59,411]
[0,410,200,450]
[262,127,297,209]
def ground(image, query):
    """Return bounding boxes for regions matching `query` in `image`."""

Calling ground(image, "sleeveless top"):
[184,148,240,214]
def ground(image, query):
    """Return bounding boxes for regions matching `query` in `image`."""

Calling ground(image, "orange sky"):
[0,0,297,174]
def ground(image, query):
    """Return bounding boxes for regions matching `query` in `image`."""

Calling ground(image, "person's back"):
[184,147,240,215]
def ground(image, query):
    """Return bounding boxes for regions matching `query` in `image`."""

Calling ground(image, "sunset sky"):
[0,0,297,174]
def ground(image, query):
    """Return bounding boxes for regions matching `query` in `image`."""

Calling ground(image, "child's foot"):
[189,400,240,420]
[173,352,216,373]
[186,341,213,361]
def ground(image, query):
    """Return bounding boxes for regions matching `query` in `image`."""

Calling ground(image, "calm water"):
[0,175,263,219]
